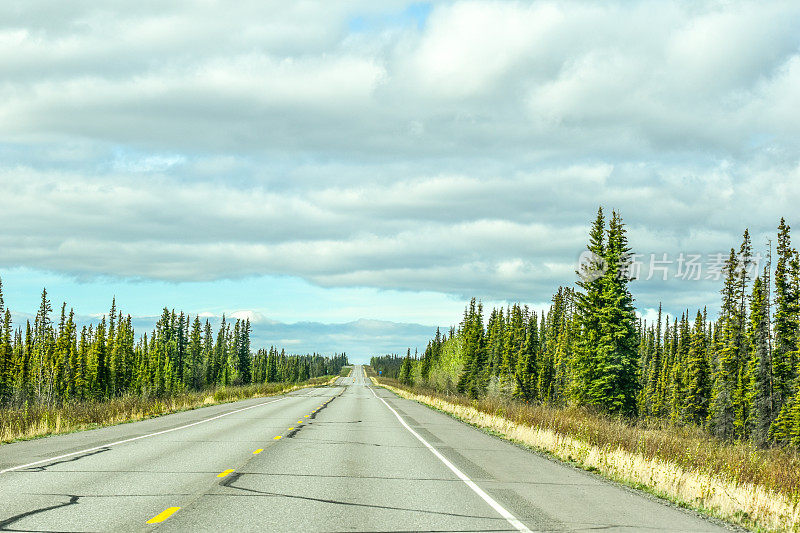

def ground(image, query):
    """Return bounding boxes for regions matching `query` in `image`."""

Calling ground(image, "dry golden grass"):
[374,377,800,532]
[0,376,334,444]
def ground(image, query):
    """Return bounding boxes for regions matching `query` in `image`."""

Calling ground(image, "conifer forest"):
[0,287,348,407]
[373,209,800,449]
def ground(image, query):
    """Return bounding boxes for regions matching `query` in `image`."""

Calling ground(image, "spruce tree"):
[202,320,214,387]
[644,306,663,417]
[94,317,109,398]
[733,230,753,437]
[679,314,693,419]
[537,312,553,401]
[0,308,11,402]
[711,250,736,438]
[514,313,539,401]
[33,289,53,400]
[746,275,773,445]
[773,219,798,417]
[77,326,89,399]
[214,316,227,385]
[591,210,639,415]
[420,342,433,383]
[684,311,711,426]
[552,289,576,402]
[189,316,202,390]
[0,278,8,401]
[238,319,252,384]
[574,207,606,406]
[399,351,413,385]
[456,298,487,396]
[53,303,69,400]
[20,321,33,398]
[703,231,754,439]
[655,318,673,418]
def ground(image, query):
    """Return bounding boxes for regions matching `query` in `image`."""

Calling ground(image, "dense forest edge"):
[0,290,348,442]
[372,208,800,531]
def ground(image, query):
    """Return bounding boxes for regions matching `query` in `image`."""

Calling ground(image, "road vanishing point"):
[0,365,733,532]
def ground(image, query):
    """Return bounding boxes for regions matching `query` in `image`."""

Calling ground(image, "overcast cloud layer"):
[2,0,800,339]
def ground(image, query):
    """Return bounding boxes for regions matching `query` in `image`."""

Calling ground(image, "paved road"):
[0,365,732,532]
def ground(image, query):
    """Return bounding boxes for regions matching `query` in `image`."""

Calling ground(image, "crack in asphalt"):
[311,420,363,424]
[22,448,110,473]
[0,495,81,532]
[286,437,382,447]
[215,472,502,521]
[322,529,519,532]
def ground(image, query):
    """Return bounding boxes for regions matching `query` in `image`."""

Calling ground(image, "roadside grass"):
[370,374,800,532]
[340,366,353,377]
[0,376,334,444]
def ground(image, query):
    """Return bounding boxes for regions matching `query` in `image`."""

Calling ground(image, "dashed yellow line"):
[274,435,282,440]
[147,507,180,524]
[304,415,310,418]
[297,420,303,424]
[253,448,263,454]
[288,427,294,431]
[217,469,234,478]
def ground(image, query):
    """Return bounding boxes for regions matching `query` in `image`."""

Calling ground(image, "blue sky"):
[0,267,466,361]
[349,2,432,32]
[0,267,465,325]
[1,1,799,361]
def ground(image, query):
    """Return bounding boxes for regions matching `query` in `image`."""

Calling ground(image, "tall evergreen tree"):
[0,300,11,402]
[773,219,798,417]
[590,211,639,415]
[238,319,252,385]
[684,311,711,426]
[710,248,741,439]
[644,305,663,417]
[188,316,203,390]
[514,312,539,401]
[399,351,413,386]
[456,299,487,398]
[93,317,109,397]
[574,207,607,406]
[746,275,773,445]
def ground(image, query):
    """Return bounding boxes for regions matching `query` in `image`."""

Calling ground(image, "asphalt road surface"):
[0,365,733,532]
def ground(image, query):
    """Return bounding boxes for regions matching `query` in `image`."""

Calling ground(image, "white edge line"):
[0,395,292,474]
[368,384,532,533]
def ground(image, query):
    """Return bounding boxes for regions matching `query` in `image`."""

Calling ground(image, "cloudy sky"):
[1,1,798,361]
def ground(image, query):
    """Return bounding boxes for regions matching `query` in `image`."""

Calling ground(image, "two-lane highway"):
[0,365,733,531]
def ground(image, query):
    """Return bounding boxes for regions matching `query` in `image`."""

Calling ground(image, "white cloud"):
[0,0,799,318]
[229,310,280,325]
[405,2,562,98]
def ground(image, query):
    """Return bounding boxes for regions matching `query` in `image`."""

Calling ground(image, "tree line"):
[0,285,348,406]
[381,209,800,448]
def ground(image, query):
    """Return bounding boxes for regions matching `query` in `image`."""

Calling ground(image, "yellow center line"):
[253,448,263,454]
[304,415,310,417]
[217,469,234,478]
[147,507,180,524]
[297,420,303,424]
[274,435,282,440]
[288,427,294,430]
